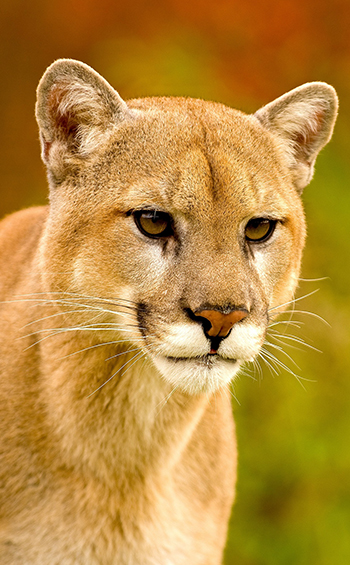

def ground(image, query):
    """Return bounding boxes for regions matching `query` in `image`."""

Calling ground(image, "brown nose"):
[195,309,248,337]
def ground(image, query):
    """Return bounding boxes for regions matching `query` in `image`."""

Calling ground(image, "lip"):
[166,355,237,366]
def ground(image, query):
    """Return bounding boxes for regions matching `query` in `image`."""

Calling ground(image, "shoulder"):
[0,206,48,245]
[0,206,48,295]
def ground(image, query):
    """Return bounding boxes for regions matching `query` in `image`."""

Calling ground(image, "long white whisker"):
[156,384,181,416]
[58,339,145,360]
[250,358,263,382]
[104,347,143,362]
[268,330,322,353]
[52,300,135,317]
[269,309,330,326]
[87,350,146,398]
[269,320,303,329]
[239,362,258,382]
[261,348,294,373]
[12,291,138,308]
[268,289,320,312]
[264,340,301,370]
[21,326,143,351]
[228,383,241,406]
[259,350,279,376]
[260,348,315,389]
[298,276,329,282]
[21,309,103,328]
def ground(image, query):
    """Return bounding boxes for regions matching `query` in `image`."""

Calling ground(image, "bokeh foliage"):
[0,1,349,563]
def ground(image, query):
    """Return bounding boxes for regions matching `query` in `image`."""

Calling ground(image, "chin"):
[152,355,242,395]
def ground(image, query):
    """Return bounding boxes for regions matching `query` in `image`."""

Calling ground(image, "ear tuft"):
[36,59,130,184]
[254,82,338,192]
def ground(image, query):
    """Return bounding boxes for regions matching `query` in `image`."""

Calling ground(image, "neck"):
[39,329,209,489]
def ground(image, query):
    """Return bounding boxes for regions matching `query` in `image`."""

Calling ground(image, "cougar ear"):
[254,82,338,192]
[35,59,130,184]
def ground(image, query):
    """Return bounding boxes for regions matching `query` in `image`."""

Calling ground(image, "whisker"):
[267,333,304,352]
[298,276,329,282]
[269,320,303,329]
[21,323,141,338]
[269,309,330,326]
[264,340,301,370]
[260,348,294,379]
[20,326,144,350]
[58,339,145,360]
[87,350,146,398]
[268,289,320,312]
[258,350,279,377]
[21,309,97,327]
[260,348,315,389]
[12,291,139,310]
[238,363,258,382]
[227,384,241,406]
[54,301,135,317]
[2,298,137,321]
[268,330,322,353]
[22,329,69,350]
[32,299,135,318]
[250,358,263,382]
[104,347,143,362]
[156,384,181,416]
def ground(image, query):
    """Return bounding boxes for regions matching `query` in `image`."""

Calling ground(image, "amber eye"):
[245,218,276,242]
[133,210,174,239]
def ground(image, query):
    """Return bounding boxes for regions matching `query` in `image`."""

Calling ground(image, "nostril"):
[185,309,223,352]
[193,314,213,335]
[185,308,213,335]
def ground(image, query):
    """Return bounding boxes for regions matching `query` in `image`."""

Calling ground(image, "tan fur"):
[0,60,338,564]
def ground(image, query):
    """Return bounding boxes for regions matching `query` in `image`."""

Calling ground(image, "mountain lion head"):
[35,60,338,395]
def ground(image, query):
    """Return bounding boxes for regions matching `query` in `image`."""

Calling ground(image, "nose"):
[193,308,248,338]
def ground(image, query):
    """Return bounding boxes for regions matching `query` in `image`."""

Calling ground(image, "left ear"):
[254,82,338,192]
[35,59,131,185]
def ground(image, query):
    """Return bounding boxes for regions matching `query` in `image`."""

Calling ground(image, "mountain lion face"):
[35,62,336,395]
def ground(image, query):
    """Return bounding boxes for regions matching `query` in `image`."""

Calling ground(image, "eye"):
[133,210,174,239]
[245,218,277,243]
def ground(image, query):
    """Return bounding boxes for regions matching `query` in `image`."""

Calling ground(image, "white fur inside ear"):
[54,81,116,155]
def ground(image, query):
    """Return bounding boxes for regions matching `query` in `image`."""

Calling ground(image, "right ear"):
[254,82,338,192]
[35,59,130,184]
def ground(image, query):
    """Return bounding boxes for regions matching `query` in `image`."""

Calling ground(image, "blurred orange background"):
[1,1,349,564]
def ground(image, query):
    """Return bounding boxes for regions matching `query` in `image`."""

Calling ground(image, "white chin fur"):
[153,355,242,395]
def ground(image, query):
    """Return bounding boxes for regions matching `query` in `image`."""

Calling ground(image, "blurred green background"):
[1,1,349,563]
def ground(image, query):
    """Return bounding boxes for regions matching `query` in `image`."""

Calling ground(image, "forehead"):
[169,146,291,220]
[110,98,297,219]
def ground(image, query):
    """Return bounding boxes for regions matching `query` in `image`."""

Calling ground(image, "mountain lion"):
[0,59,338,564]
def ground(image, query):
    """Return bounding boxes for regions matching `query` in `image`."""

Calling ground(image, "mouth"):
[153,353,241,394]
[166,354,237,367]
